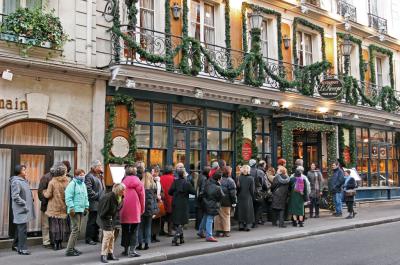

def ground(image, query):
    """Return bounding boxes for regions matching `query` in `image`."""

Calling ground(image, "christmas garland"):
[102,94,137,165]
[281,120,337,174]
[368,44,395,88]
[236,109,258,165]
[338,125,356,168]
[292,17,326,65]
[336,33,364,81]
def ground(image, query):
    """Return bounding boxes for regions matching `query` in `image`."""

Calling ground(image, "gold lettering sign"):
[0,98,28,110]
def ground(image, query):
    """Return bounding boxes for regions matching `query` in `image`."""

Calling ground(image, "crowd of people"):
[9,158,357,262]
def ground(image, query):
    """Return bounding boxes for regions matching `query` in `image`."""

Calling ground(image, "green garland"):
[244,28,265,87]
[236,109,258,165]
[102,94,137,165]
[281,120,337,174]
[338,125,356,168]
[336,33,364,81]
[292,17,326,65]
[225,0,232,69]
[369,44,395,88]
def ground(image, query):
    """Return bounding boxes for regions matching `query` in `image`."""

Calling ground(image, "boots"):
[179,235,185,244]
[101,255,109,263]
[137,243,143,250]
[346,212,353,219]
[107,253,119,261]
[121,247,129,256]
[298,221,304,227]
[143,243,149,250]
[172,234,180,246]
[129,247,141,258]
[292,220,298,227]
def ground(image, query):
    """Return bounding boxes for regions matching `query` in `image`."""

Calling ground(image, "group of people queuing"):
[9,157,357,263]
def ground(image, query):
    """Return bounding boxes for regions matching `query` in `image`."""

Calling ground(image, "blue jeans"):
[334,192,343,214]
[198,215,206,235]
[205,215,214,239]
[138,215,152,244]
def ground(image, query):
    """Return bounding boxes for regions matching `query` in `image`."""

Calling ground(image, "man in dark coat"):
[329,161,345,217]
[38,166,55,248]
[249,159,269,227]
[85,160,105,245]
[195,166,210,231]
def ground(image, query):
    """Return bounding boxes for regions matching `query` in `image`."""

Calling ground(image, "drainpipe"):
[86,0,93,67]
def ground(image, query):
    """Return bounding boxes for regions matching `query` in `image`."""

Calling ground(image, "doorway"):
[293,130,322,174]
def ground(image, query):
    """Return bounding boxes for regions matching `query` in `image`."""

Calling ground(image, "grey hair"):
[296,166,305,173]
[53,162,67,177]
[91,160,102,169]
[240,165,251,175]
[112,183,126,194]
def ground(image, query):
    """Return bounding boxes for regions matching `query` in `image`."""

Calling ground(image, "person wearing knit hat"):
[249,159,257,167]
[208,161,220,179]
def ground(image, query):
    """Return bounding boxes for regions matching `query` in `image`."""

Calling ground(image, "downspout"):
[86,0,93,67]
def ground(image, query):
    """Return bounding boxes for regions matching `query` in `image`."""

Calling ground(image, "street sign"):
[318,78,343,99]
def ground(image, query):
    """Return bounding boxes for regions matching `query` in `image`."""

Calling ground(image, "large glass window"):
[190,0,215,45]
[297,31,313,66]
[376,57,383,87]
[135,101,168,168]
[139,0,155,52]
[255,116,272,165]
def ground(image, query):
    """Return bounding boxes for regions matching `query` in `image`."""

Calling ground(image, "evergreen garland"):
[236,109,258,165]
[281,120,337,174]
[336,33,364,81]
[112,0,121,62]
[338,125,356,168]
[103,94,137,165]
[165,0,173,71]
[292,17,326,65]
[225,0,232,69]
[368,44,395,88]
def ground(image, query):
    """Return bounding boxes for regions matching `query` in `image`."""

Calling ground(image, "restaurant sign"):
[317,78,343,99]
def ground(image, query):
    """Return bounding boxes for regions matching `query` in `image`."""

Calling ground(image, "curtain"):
[0,149,11,238]
[204,3,214,45]
[140,0,154,52]
[26,0,42,9]
[20,154,45,232]
[190,0,201,40]
[3,0,20,14]
[54,150,75,174]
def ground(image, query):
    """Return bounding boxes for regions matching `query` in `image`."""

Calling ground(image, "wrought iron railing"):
[305,0,321,7]
[337,0,357,22]
[358,81,383,108]
[368,13,387,33]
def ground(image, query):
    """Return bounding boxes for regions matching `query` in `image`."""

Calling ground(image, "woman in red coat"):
[160,165,175,236]
[119,166,145,258]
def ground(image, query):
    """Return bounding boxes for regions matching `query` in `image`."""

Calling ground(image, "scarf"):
[276,174,290,185]
[294,175,305,194]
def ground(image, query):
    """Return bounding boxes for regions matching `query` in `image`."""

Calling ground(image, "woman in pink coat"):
[119,166,145,258]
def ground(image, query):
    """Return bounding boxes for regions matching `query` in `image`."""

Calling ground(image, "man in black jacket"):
[38,166,55,248]
[329,161,345,217]
[249,159,269,227]
[85,160,105,245]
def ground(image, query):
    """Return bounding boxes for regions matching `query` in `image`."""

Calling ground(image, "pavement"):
[1,202,400,265]
[154,218,400,265]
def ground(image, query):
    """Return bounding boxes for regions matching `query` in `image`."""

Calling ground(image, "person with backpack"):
[344,169,357,219]
[288,167,308,227]
[64,169,89,256]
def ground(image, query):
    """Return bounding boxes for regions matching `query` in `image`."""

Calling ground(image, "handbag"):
[153,200,166,219]
[345,189,356,197]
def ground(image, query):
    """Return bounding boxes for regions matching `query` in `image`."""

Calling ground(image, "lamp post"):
[340,34,353,75]
[245,11,264,85]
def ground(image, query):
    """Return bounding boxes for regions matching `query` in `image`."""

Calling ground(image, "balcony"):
[337,0,357,22]
[305,0,320,7]
[368,13,387,33]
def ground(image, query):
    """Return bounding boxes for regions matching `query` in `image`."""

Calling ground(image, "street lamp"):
[249,11,263,30]
[340,34,353,75]
[171,2,181,20]
[283,35,291,50]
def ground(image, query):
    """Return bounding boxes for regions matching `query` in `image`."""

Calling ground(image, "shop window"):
[135,101,151,122]
[255,116,272,164]
[173,105,202,126]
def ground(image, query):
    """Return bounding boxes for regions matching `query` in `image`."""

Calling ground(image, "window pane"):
[370,129,385,142]
[173,128,186,149]
[135,124,150,147]
[264,136,271,153]
[190,130,202,149]
[356,128,362,141]
[173,105,202,126]
[26,0,41,8]
[220,151,232,166]
[4,0,20,14]
[207,130,219,150]
[135,101,150,122]
[153,103,167,123]
[221,132,233,151]
[150,149,165,168]
[256,135,263,153]
[190,0,201,40]
[173,150,186,166]
[221,112,232,129]
[264,118,270,133]
[153,126,167,148]
[304,33,312,52]
[135,149,148,164]
[207,151,218,164]
[207,110,219,128]
[256,117,262,133]
[204,3,214,26]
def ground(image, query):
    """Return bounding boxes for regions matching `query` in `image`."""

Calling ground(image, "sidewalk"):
[1,202,400,265]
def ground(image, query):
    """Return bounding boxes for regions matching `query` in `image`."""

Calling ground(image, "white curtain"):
[26,0,41,9]
[0,149,11,238]
[3,0,20,14]
[54,151,75,174]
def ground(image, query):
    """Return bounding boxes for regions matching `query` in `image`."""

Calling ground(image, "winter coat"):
[271,174,290,210]
[65,178,89,214]
[168,178,196,225]
[38,172,52,212]
[44,175,70,218]
[237,174,255,224]
[329,168,345,193]
[160,173,175,213]
[344,177,357,202]
[120,175,145,224]
[10,176,35,224]
[97,192,119,231]
[307,170,323,198]
[143,187,158,216]
[220,176,237,207]
[196,173,208,208]
[250,167,268,202]
[288,176,308,216]
[85,171,105,211]
[203,179,224,216]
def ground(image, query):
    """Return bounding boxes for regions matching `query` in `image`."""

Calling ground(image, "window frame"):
[255,116,272,164]
[190,0,216,45]
[376,56,383,87]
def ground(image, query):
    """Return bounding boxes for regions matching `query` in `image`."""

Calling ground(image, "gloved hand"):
[84,208,89,216]
[69,209,75,217]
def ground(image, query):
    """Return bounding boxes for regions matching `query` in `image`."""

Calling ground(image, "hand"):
[320,192,323,196]
[69,209,75,217]
[232,204,237,208]
[84,208,89,216]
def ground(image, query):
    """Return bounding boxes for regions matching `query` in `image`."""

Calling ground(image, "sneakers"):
[206,236,218,242]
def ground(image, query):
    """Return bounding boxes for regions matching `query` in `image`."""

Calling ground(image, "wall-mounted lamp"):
[194,88,203,98]
[387,120,394,126]
[363,62,368,72]
[271,100,280,108]
[251,97,261,105]
[352,114,359,120]
[283,35,291,50]
[171,2,181,20]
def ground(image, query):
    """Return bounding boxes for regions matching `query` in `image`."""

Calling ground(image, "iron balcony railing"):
[305,0,321,7]
[337,0,357,22]
[368,13,387,33]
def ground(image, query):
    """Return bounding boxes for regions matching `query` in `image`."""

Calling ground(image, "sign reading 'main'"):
[0,98,28,110]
